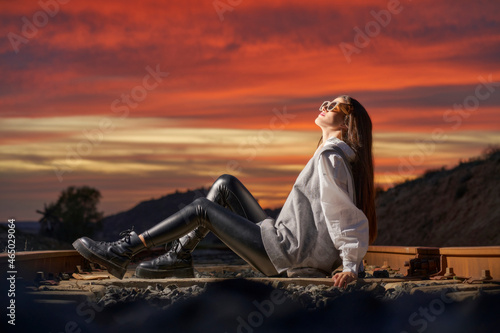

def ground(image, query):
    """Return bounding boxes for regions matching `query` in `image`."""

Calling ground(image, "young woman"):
[73,95,377,288]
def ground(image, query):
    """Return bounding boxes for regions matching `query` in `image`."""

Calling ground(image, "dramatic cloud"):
[1,0,499,220]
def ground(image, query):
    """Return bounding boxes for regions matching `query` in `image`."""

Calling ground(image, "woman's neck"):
[320,129,342,147]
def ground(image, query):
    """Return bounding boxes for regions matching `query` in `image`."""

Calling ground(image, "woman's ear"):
[341,115,350,130]
[339,123,348,139]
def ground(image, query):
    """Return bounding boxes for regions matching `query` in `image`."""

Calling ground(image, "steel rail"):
[1,246,499,281]
[365,245,500,279]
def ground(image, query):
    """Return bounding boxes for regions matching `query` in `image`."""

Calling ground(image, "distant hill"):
[97,187,280,242]
[374,148,500,247]
[97,188,208,241]
[98,148,499,247]
[0,224,72,251]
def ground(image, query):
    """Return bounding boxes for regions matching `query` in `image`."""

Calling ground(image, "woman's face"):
[315,96,347,130]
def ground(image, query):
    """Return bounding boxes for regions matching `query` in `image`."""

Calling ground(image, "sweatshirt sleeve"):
[318,150,369,274]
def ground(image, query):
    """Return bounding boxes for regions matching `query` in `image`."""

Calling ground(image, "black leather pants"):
[141,174,279,276]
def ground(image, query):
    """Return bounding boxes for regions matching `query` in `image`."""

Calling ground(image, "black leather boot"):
[72,228,145,279]
[135,227,208,278]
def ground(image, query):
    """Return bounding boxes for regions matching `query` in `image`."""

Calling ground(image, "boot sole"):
[72,239,127,279]
[135,266,195,279]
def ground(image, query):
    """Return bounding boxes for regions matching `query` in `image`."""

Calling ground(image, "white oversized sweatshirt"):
[260,137,369,275]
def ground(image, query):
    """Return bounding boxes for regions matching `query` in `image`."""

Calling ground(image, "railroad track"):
[2,245,499,282]
[2,246,500,332]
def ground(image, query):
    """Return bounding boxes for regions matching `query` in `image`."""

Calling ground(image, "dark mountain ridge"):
[99,148,500,246]
[97,187,280,242]
[374,148,500,246]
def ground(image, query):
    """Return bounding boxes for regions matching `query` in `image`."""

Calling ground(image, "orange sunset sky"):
[1,0,499,222]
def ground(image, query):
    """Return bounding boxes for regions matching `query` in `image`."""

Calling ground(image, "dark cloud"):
[1,0,499,220]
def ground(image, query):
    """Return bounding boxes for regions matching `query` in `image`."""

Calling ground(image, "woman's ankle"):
[139,234,148,248]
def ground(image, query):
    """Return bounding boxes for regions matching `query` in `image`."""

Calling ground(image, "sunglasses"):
[319,100,354,115]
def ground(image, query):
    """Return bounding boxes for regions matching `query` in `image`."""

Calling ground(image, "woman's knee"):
[192,197,211,208]
[213,174,238,187]
[207,175,238,202]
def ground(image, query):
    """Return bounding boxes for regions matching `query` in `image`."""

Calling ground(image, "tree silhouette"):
[37,203,61,236]
[38,186,103,242]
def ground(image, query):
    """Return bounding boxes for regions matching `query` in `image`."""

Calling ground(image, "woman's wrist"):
[332,271,357,288]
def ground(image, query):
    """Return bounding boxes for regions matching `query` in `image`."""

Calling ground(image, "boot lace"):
[164,239,182,253]
[118,227,135,242]
[98,227,135,246]
[154,238,188,263]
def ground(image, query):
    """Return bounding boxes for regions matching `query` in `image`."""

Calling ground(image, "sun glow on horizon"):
[1,0,499,220]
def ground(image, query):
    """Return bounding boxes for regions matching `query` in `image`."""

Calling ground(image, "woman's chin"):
[314,117,324,128]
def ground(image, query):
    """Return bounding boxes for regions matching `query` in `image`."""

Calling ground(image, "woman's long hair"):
[318,96,377,244]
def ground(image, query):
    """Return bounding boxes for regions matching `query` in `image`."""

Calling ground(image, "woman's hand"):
[332,271,357,288]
